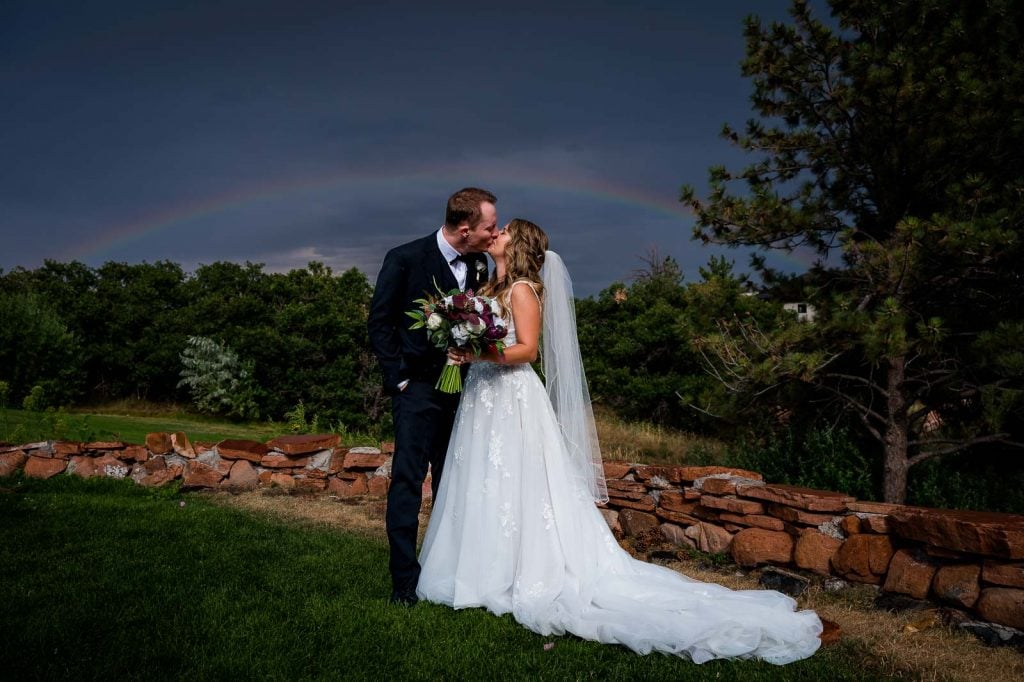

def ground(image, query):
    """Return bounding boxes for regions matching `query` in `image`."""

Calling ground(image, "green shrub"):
[721,427,880,500]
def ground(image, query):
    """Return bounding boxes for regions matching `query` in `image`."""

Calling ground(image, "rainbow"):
[64,165,817,270]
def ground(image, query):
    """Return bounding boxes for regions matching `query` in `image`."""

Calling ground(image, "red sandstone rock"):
[260,453,310,469]
[258,470,274,485]
[660,523,694,548]
[932,563,981,608]
[730,528,793,568]
[223,459,258,491]
[295,477,327,492]
[700,476,763,496]
[684,522,733,555]
[367,475,389,496]
[658,490,698,514]
[602,461,633,479]
[766,503,838,527]
[860,514,890,534]
[143,457,167,473]
[266,433,340,455]
[883,550,937,600]
[738,483,853,513]
[182,461,223,488]
[17,441,51,455]
[841,516,862,536]
[270,472,295,489]
[794,530,843,575]
[52,441,81,458]
[327,474,369,497]
[683,487,701,500]
[619,508,659,537]
[608,488,655,503]
[831,535,895,584]
[611,496,657,513]
[68,455,97,478]
[656,508,700,526]
[982,561,1024,589]
[888,508,1024,559]
[342,449,389,470]
[606,477,647,493]
[381,441,395,454]
[679,466,762,482]
[146,432,172,455]
[0,449,27,477]
[327,447,349,473]
[216,439,268,462]
[599,508,621,535]
[692,506,725,524]
[699,495,766,515]
[118,445,148,462]
[847,501,904,515]
[140,468,178,487]
[633,465,683,484]
[718,513,785,531]
[95,454,129,478]
[976,587,1024,629]
[24,455,66,479]
[170,432,195,458]
[819,619,842,646]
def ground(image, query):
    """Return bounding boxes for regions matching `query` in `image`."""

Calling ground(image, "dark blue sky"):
[1,0,818,295]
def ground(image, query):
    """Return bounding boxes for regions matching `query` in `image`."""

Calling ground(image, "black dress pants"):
[386,379,459,592]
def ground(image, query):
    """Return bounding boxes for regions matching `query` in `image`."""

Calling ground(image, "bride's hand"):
[448,348,471,365]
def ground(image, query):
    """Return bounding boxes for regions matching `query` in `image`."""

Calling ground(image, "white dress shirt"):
[436,227,467,290]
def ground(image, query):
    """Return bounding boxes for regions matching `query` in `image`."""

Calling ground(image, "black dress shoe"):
[389,589,419,607]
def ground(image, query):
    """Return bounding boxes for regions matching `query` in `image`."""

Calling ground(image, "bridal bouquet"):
[407,286,508,393]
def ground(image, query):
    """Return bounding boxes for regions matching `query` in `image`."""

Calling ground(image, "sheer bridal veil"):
[540,251,608,504]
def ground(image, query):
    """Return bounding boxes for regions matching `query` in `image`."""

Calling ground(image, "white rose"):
[474,299,484,313]
[426,313,443,330]
[452,324,469,346]
[466,318,486,335]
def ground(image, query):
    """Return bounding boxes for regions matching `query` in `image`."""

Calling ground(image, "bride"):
[416,219,822,665]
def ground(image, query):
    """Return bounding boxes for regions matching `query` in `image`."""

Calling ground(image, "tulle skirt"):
[417,361,822,665]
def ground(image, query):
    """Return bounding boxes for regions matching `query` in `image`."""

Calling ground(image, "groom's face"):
[461,201,498,253]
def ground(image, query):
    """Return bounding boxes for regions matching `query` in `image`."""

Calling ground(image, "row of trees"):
[680,0,1024,502]
[0,260,384,431]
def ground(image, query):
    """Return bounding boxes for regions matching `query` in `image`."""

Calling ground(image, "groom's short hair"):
[445,187,496,229]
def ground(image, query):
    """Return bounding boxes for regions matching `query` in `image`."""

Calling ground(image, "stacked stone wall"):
[598,461,1024,632]
[2,436,1022,631]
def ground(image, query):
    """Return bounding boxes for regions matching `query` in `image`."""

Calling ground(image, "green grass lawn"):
[0,476,887,681]
[0,407,379,446]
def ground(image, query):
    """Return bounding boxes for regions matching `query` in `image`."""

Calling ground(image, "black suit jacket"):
[368,232,489,394]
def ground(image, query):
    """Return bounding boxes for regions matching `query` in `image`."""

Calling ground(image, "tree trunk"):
[882,356,909,503]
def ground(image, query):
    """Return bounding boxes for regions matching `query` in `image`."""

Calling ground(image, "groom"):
[367,187,497,606]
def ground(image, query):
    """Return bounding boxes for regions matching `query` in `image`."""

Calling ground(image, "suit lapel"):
[426,235,459,293]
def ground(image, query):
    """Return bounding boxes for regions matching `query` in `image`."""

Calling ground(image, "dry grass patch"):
[652,558,1024,682]
[593,406,723,466]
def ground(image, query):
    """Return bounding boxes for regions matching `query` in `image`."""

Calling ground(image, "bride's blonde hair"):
[480,218,548,314]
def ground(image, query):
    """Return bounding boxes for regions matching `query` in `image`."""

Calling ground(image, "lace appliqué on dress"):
[499,502,518,537]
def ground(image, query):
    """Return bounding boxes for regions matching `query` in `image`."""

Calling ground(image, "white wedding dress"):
[417,288,822,665]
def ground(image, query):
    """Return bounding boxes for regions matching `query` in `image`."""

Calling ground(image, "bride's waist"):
[468,361,534,378]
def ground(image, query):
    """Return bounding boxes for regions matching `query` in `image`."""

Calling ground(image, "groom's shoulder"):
[388,232,436,260]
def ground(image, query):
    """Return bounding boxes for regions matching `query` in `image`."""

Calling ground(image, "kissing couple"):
[367,187,822,665]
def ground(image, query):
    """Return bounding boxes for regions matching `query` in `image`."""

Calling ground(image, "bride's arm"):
[463,282,540,365]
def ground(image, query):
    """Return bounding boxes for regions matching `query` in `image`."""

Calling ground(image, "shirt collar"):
[436,226,462,264]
